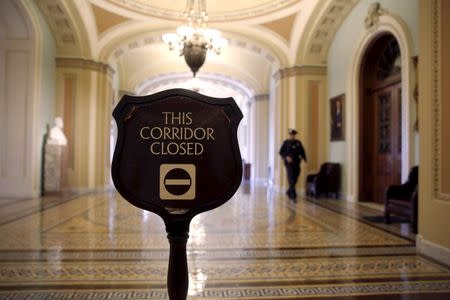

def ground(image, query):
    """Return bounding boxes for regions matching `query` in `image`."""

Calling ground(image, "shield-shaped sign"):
[112,89,242,300]
[111,88,243,220]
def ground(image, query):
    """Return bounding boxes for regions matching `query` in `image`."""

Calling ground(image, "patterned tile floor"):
[0,183,449,299]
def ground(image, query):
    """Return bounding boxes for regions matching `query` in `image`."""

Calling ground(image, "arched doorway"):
[359,34,402,203]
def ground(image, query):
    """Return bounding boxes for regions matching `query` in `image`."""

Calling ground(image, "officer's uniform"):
[279,133,307,199]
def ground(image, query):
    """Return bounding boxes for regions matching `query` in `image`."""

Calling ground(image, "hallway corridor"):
[0,184,449,299]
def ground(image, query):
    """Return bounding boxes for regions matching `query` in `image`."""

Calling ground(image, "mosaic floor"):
[0,183,449,299]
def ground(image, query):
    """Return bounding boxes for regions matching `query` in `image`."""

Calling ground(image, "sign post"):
[111,89,243,300]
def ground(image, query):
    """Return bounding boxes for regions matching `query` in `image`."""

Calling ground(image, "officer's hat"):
[288,128,298,135]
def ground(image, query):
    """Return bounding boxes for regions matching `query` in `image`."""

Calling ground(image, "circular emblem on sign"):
[159,164,196,200]
[165,168,191,195]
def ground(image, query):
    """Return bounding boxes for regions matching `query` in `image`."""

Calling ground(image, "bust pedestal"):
[44,144,67,193]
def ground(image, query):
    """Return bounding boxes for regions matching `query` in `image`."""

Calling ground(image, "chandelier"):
[162,0,228,77]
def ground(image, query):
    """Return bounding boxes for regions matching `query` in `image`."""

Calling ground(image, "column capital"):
[273,65,327,80]
[56,57,115,77]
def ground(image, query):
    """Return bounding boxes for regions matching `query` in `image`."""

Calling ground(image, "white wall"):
[0,0,56,198]
[36,0,56,194]
[327,0,419,197]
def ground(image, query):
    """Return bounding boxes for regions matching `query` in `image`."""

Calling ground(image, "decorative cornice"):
[56,58,115,77]
[273,65,327,80]
[254,94,269,101]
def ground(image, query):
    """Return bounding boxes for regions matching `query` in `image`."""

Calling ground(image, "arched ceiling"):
[135,74,252,118]
[109,28,277,93]
[35,0,357,95]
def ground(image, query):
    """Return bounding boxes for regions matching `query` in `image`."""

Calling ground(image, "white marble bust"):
[47,117,68,146]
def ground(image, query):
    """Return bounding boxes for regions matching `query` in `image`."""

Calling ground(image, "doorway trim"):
[345,14,415,201]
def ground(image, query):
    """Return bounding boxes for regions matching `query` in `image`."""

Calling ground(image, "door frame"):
[345,14,416,202]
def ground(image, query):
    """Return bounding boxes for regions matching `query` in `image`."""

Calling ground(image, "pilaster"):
[417,0,450,262]
[272,65,328,194]
[56,58,115,190]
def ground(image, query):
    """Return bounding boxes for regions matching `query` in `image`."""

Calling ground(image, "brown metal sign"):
[111,89,243,300]
[112,88,243,218]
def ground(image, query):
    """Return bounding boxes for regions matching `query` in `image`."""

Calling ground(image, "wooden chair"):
[384,166,418,233]
[306,163,341,198]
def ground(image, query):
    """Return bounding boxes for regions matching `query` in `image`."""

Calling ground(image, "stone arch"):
[35,0,91,57]
[345,13,416,201]
[295,0,358,65]
[99,29,285,97]
[135,72,254,99]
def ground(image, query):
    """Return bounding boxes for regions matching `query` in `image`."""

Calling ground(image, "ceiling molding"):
[102,0,300,22]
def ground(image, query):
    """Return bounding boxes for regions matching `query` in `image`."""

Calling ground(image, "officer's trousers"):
[285,163,300,199]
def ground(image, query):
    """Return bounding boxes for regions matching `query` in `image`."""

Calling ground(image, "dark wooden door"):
[359,34,402,203]
[371,83,402,203]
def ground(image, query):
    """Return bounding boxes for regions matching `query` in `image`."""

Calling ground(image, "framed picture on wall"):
[330,94,345,141]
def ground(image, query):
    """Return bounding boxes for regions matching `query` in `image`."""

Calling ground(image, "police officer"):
[279,129,307,200]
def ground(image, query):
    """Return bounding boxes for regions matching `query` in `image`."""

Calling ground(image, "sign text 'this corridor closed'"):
[139,112,216,156]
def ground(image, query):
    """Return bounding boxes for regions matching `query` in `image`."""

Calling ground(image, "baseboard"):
[416,234,450,266]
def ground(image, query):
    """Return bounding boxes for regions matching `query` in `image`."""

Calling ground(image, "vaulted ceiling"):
[36,0,358,96]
